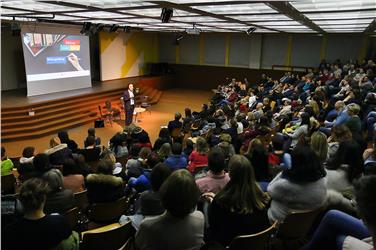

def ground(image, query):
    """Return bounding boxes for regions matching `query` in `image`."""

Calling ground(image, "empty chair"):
[229,221,278,250]
[63,207,79,229]
[140,95,151,115]
[1,174,16,194]
[80,221,136,250]
[87,196,128,224]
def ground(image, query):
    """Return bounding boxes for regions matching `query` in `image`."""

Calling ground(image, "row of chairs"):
[228,208,323,250]
[63,191,135,250]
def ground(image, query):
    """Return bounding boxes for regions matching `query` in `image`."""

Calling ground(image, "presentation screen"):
[21,32,92,96]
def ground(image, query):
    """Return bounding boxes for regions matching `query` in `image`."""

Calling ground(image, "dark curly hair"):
[283,146,326,183]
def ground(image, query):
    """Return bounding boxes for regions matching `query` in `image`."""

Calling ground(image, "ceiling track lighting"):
[246,27,256,35]
[161,7,173,23]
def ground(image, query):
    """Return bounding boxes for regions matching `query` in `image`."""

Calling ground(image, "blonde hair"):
[49,137,61,148]
[310,131,328,163]
[195,136,209,154]
[309,100,320,116]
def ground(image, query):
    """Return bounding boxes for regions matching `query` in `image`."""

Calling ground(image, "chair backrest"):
[229,221,278,250]
[1,174,16,194]
[81,221,136,250]
[277,208,323,239]
[63,207,79,229]
[74,190,89,212]
[87,196,128,223]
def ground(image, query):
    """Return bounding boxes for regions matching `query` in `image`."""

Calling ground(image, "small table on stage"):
[133,107,146,123]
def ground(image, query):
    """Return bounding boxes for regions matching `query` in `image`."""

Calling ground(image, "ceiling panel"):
[1,0,374,34]
[1,1,85,11]
[193,3,278,15]
[291,0,376,12]
[232,14,292,22]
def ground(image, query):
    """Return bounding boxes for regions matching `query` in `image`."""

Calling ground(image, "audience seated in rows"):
[207,155,270,247]
[86,159,124,204]
[2,178,78,250]
[1,146,14,176]
[135,169,204,250]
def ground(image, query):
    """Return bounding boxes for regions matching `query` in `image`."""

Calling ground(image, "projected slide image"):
[22,32,90,78]
[21,31,92,96]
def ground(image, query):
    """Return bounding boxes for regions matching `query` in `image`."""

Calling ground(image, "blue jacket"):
[164,155,187,171]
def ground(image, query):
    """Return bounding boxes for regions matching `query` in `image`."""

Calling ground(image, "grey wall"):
[158,33,370,70]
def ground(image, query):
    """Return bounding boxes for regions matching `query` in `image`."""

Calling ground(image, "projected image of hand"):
[67,53,84,71]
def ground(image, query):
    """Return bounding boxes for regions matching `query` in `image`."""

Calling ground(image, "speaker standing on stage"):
[123,83,135,126]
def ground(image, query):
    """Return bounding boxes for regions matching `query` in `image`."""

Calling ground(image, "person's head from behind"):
[208,147,226,174]
[147,152,160,169]
[100,148,116,164]
[150,163,172,192]
[86,136,96,147]
[139,147,152,160]
[62,158,78,176]
[19,178,50,214]
[97,159,114,175]
[130,144,141,158]
[310,131,328,163]
[196,137,209,154]
[354,175,376,234]
[33,153,51,174]
[329,140,364,183]
[158,143,172,157]
[300,112,310,127]
[158,128,170,139]
[57,131,69,143]
[272,133,284,152]
[331,125,352,142]
[174,112,182,121]
[171,143,182,156]
[160,169,199,217]
[49,137,61,148]
[88,127,96,137]
[334,100,345,112]
[185,139,194,150]
[347,103,360,116]
[42,169,64,193]
[217,155,266,214]
[284,146,326,183]
[185,108,192,118]
[22,146,36,158]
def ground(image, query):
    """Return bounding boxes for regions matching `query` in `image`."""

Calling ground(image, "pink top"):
[187,150,208,173]
[196,171,230,194]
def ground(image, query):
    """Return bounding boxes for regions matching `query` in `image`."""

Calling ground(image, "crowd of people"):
[2,58,376,250]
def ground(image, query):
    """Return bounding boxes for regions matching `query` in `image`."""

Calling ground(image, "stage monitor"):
[21,32,92,96]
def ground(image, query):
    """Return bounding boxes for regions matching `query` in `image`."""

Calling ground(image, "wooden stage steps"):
[1,80,163,142]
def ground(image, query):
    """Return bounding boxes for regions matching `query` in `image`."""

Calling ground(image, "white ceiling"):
[1,0,375,33]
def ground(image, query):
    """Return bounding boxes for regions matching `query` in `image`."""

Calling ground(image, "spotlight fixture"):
[109,24,119,32]
[161,7,173,23]
[176,34,184,41]
[80,22,92,35]
[246,27,256,35]
[96,23,105,33]
[124,26,131,33]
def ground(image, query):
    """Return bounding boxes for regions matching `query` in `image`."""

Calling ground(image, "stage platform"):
[1,76,166,141]
[2,88,212,158]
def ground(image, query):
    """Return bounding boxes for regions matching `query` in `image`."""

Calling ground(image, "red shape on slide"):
[63,39,80,45]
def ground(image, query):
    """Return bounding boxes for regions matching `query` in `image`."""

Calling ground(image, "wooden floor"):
[1,77,163,141]
[2,88,212,158]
